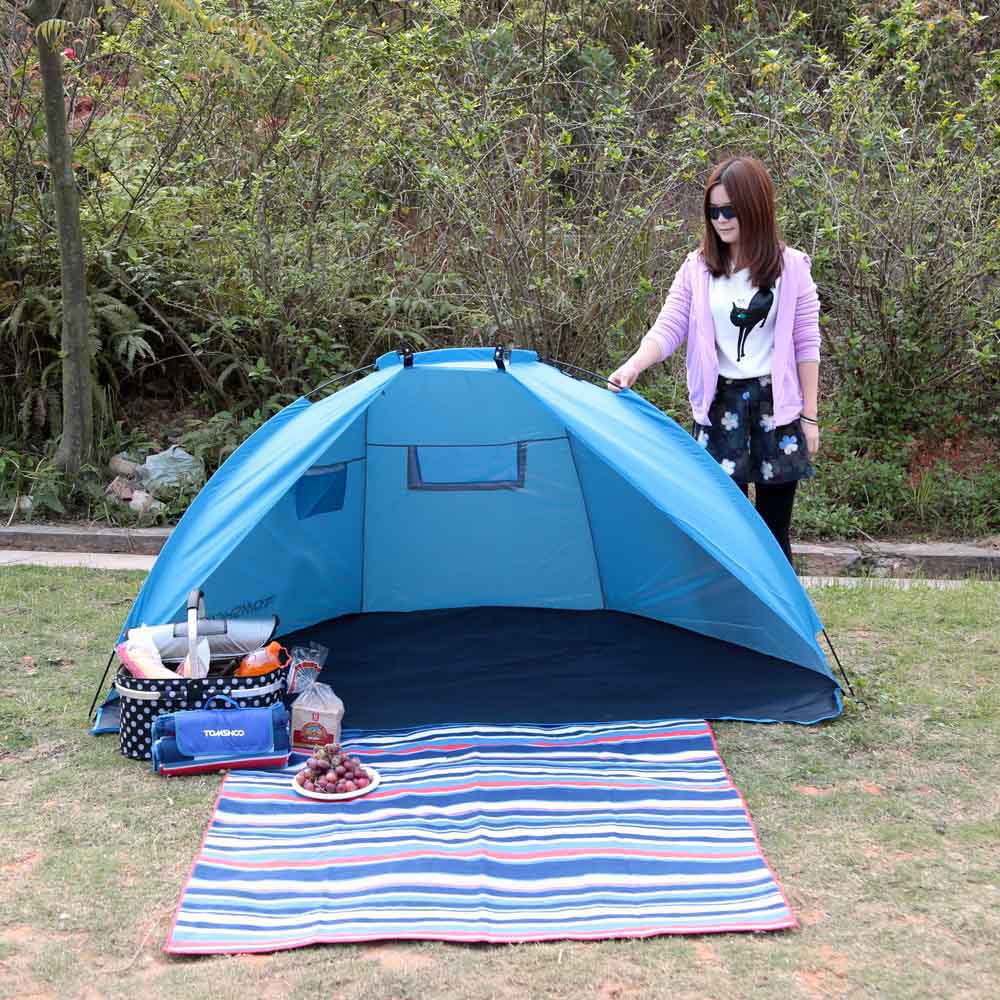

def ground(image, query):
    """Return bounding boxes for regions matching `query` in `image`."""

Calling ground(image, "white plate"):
[290,764,380,801]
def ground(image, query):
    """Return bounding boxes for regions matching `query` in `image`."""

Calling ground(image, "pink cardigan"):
[641,246,821,426]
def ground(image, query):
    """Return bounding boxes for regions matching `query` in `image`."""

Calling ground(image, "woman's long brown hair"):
[701,156,784,288]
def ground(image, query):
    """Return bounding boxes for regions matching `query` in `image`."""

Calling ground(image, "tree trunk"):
[25,0,93,474]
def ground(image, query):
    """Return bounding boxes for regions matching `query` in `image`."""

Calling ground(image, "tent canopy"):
[120,348,841,726]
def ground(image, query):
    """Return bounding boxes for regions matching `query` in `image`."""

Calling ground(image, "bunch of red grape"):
[295,742,372,796]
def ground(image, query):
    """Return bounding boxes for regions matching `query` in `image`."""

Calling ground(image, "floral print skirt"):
[692,375,814,485]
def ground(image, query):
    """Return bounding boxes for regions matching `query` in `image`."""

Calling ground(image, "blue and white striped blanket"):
[166,721,795,953]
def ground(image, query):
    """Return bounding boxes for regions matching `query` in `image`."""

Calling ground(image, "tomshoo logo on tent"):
[203,728,246,737]
[210,595,275,619]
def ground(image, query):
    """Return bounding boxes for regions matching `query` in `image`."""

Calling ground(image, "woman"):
[608,155,820,563]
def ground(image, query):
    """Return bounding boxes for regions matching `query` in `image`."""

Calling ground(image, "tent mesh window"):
[407,443,526,491]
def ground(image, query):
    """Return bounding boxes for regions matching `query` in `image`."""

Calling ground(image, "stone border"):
[1,526,998,578]
[0,525,170,556]
[793,540,1000,579]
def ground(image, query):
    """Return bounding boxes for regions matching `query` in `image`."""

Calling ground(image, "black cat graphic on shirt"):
[729,287,773,363]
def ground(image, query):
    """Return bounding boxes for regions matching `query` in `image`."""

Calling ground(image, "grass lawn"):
[1,567,998,999]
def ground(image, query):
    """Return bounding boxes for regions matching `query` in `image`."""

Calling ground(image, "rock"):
[104,476,135,501]
[128,490,165,514]
[109,453,141,478]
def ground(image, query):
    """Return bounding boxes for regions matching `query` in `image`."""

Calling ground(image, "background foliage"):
[2,0,998,536]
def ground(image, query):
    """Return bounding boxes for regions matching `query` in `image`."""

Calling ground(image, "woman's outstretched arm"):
[608,256,694,390]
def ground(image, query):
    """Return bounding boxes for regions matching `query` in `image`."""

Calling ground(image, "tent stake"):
[87,649,117,721]
[821,627,863,705]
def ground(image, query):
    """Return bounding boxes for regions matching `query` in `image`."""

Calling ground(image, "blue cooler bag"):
[151,695,290,776]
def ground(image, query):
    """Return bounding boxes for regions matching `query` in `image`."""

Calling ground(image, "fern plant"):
[90,290,161,375]
[0,284,159,440]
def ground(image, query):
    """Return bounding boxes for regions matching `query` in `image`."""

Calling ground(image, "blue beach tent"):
[111,347,842,727]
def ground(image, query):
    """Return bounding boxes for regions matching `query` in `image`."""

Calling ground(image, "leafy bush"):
[0,448,68,517]
[1,1,997,536]
[176,397,289,475]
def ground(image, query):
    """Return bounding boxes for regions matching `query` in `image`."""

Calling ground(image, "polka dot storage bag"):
[115,667,287,760]
[113,590,287,761]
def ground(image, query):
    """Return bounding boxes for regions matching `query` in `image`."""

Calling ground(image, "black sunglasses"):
[709,205,737,221]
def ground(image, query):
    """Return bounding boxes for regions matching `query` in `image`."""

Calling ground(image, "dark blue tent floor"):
[280,606,839,728]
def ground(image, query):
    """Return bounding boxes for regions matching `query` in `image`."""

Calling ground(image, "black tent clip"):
[494,345,506,371]
[400,347,414,368]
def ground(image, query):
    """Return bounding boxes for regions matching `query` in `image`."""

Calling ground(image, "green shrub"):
[904,462,1000,537]
[176,398,288,476]
[2,2,997,536]
[0,449,68,517]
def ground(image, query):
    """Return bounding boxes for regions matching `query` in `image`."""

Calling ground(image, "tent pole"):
[87,649,117,721]
[540,357,619,388]
[304,363,377,399]
[821,627,862,704]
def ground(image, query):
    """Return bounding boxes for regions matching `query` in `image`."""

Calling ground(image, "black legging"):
[738,480,798,564]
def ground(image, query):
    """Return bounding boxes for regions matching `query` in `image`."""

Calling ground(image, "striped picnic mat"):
[165,721,795,953]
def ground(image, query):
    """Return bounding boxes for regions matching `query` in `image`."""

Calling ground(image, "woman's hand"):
[608,360,641,392]
[802,421,820,458]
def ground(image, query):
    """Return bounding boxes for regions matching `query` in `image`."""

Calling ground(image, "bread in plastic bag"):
[291,681,344,752]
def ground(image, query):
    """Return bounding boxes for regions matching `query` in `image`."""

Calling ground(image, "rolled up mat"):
[151,736,291,776]
[151,700,290,776]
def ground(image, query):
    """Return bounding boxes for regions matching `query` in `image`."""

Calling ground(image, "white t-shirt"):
[709,267,781,378]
